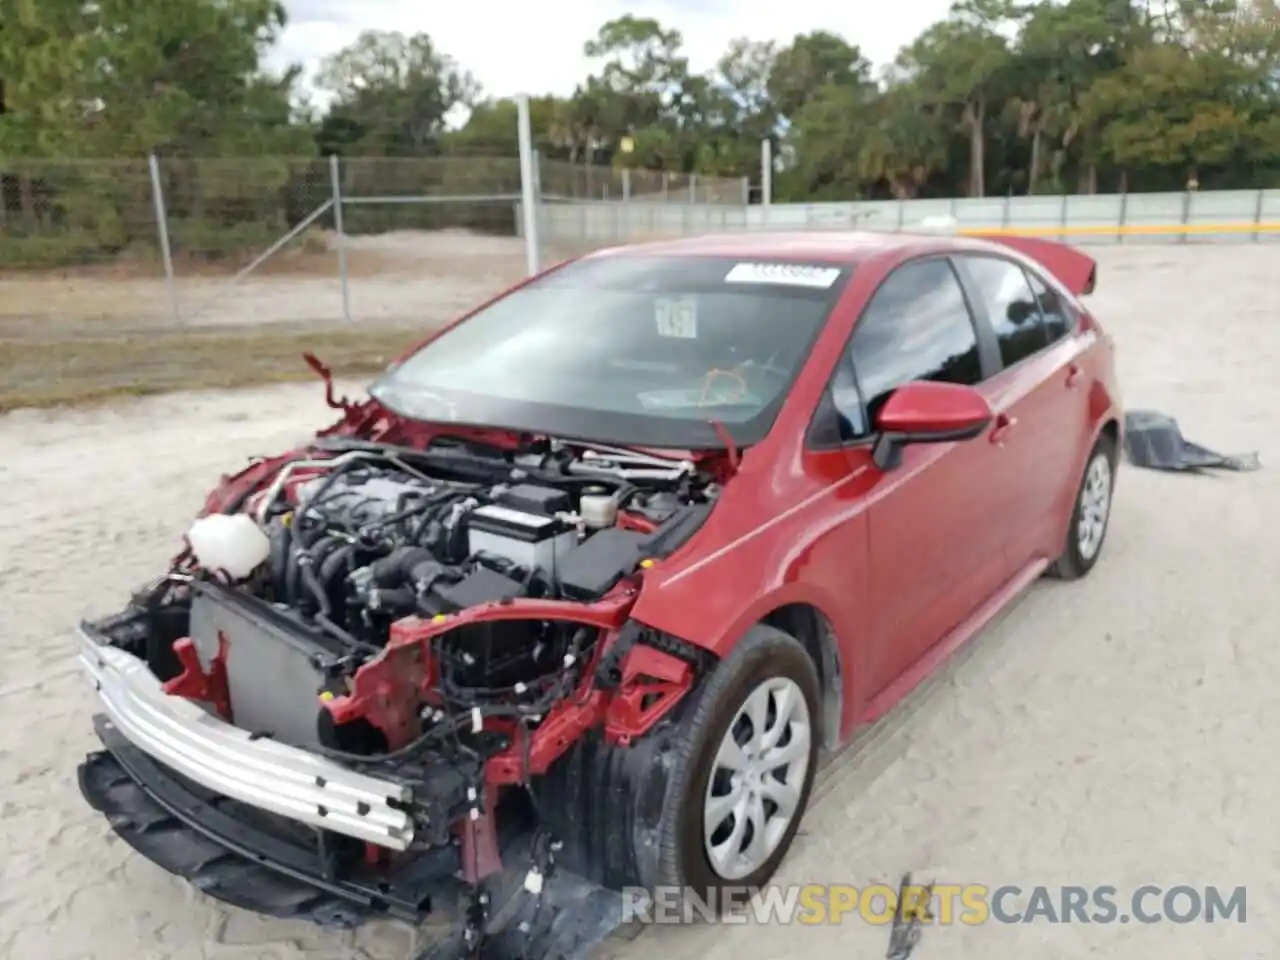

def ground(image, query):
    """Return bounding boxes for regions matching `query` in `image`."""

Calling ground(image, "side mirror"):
[871,381,994,470]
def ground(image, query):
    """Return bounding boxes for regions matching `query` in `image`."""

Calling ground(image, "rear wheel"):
[651,625,821,904]
[1048,434,1117,580]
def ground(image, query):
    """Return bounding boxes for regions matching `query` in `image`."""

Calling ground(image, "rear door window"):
[1024,268,1077,344]
[835,258,983,439]
[959,255,1048,368]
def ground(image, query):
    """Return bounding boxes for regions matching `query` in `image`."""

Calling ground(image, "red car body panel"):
[600,231,1124,745]
[211,231,1120,760]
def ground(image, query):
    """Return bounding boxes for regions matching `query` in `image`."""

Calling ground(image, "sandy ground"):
[1,244,1277,960]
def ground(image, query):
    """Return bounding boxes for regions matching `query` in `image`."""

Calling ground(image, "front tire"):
[651,625,821,905]
[1048,434,1117,580]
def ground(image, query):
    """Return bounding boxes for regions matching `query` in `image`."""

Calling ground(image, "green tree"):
[315,30,480,156]
[1,0,310,263]
[444,96,562,158]
[1081,41,1265,189]
[11,0,1280,272]
[900,2,1015,197]
[767,30,874,121]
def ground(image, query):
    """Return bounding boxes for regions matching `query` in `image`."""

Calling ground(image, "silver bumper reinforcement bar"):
[78,628,415,850]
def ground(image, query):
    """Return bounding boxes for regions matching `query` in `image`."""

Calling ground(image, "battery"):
[466,504,578,576]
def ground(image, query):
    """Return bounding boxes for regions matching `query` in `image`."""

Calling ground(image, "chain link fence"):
[531,159,749,266]
[1,154,749,328]
[540,161,747,204]
[0,153,537,407]
[333,155,532,329]
[0,159,172,326]
[0,127,750,409]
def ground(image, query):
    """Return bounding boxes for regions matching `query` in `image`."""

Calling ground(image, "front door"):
[829,257,1019,696]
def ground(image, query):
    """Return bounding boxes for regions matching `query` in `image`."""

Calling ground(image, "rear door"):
[951,254,1093,567]
[827,257,1018,694]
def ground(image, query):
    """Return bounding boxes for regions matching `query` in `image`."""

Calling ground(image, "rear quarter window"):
[1024,268,1079,343]
[958,255,1048,369]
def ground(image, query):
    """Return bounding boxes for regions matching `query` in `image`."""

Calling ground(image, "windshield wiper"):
[568,439,673,460]
[575,442,692,470]
[314,436,504,483]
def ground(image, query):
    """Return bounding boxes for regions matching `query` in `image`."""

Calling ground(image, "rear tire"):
[1048,433,1117,580]
[650,625,821,908]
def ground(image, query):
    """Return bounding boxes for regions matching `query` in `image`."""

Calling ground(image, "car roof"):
[584,229,969,266]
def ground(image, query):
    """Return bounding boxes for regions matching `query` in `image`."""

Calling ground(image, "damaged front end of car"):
[76,405,727,959]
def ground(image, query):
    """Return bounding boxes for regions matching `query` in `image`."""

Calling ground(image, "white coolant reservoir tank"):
[579,485,619,529]
[186,513,271,580]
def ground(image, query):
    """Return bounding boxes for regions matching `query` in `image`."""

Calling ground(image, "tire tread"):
[651,625,821,897]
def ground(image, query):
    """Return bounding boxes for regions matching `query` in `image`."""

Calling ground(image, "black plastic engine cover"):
[554,529,648,601]
[425,566,526,614]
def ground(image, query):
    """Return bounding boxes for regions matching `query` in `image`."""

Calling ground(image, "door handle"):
[989,413,1017,444]
[1066,363,1082,387]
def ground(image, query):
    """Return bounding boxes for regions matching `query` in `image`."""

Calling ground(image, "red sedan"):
[76,229,1120,958]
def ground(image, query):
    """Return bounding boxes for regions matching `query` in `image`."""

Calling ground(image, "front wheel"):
[1048,434,1117,580]
[650,625,821,903]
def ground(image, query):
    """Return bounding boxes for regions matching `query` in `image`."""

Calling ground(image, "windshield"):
[370,255,852,449]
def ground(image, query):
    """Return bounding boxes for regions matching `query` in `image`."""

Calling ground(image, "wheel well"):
[1098,417,1120,466]
[1100,418,1119,445]
[759,604,844,753]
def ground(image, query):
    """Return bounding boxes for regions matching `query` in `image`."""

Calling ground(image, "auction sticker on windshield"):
[724,262,841,288]
[655,296,698,338]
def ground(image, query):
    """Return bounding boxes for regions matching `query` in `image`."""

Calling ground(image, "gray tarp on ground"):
[1124,410,1261,472]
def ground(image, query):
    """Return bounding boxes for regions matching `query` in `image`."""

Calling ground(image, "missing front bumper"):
[77,625,415,849]
[79,714,459,925]
[80,717,632,958]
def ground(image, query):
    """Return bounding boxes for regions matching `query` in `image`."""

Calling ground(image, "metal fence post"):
[621,168,632,241]
[689,174,697,204]
[516,93,540,276]
[1179,189,1192,244]
[329,154,351,322]
[760,139,773,226]
[147,154,181,323]
[1117,191,1128,245]
[579,163,589,244]
[1253,188,1264,243]
[740,176,749,207]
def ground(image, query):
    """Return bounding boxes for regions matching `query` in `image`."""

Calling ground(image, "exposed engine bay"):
[247,438,703,692]
[103,435,715,739]
[90,431,715,835]
[78,428,727,958]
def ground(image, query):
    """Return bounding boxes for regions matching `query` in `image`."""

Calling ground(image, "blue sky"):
[271,0,957,101]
